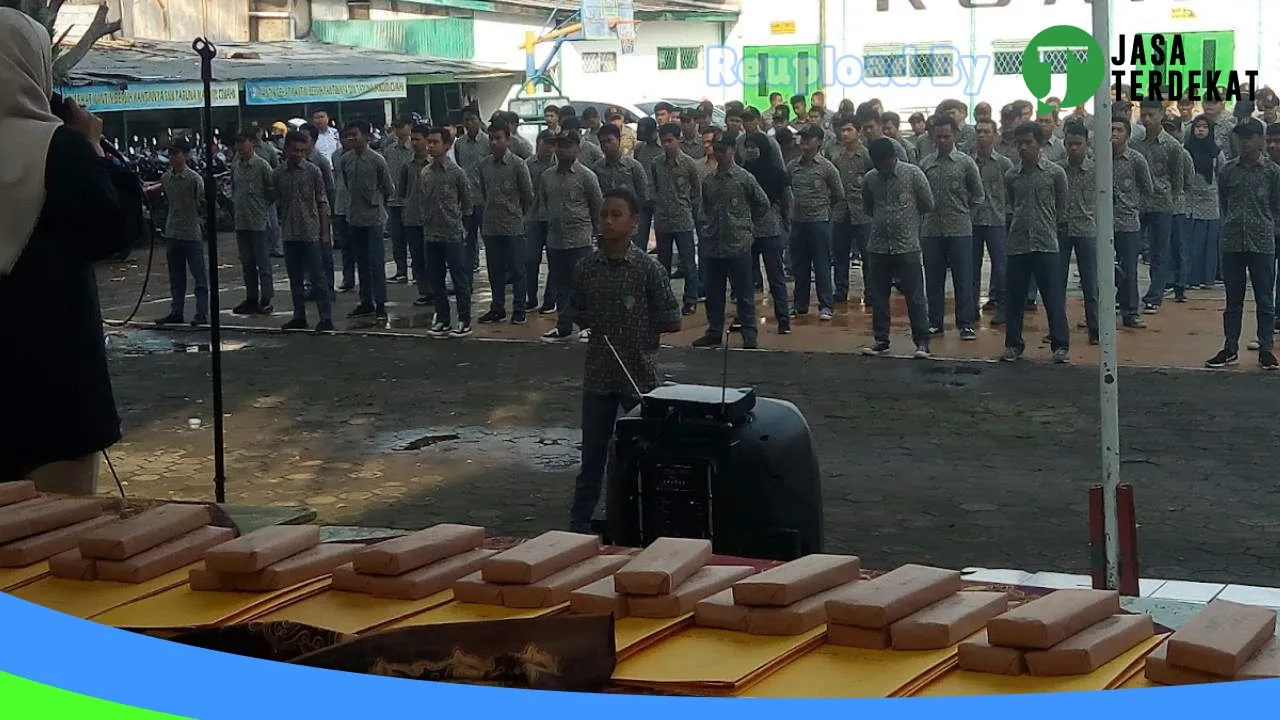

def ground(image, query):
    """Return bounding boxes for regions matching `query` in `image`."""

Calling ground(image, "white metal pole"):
[1091,0,1121,591]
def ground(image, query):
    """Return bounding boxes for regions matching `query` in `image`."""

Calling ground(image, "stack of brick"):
[824,564,1006,650]
[50,504,233,583]
[1144,599,1280,683]
[569,537,755,619]
[190,526,359,592]
[329,524,493,600]
[0,481,114,569]
[957,588,1154,676]
[452,531,629,609]
[692,554,862,636]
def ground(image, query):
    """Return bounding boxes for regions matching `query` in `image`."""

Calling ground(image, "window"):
[346,1,370,19]
[864,44,952,79]
[993,45,1091,76]
[912,52,953,78]
[864,54,908,79]
[582,51,618,74]
[657,46,703,71]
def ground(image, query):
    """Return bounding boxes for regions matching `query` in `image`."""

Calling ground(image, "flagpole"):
[1091,0,1121,591]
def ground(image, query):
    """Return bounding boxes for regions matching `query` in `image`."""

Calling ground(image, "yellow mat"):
[615,615,692,660]
[612,626,825,693]
[912,635,1165,697]
[380,601,568,631]
[740,641,961,698]
[11,563,199,619]
[256,589,456,635]
[91,578,331,629]
[1117,674,1159,690]
[0,563,49,591]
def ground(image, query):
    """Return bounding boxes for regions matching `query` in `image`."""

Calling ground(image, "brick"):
[731,554,860,607]
[986,589,1120,650]
[889,591,1008,650]
[352,524,485,576]
[824,564,962,629]
[613,538,712,596]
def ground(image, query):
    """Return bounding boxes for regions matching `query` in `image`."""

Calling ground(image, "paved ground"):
[86,238,1280,588]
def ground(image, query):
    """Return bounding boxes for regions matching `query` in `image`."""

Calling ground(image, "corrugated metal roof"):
[65,38,522,85]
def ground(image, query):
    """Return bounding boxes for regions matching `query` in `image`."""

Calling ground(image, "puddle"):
[377,426,580,472]
[106,329,271,356]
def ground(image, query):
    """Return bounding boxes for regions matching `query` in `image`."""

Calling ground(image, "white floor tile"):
[1216,584,1280,608]
[1022,571,1093,590]
[962,568,1032,586]
[1149,580,1225,604]
[1139,579,1167,597]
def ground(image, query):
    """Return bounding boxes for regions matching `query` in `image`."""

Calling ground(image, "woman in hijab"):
[1183,114,1224,290]
[0,8,133,491]
[742,131,793,334]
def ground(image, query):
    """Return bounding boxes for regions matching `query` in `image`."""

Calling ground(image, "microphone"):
[50,92,125,162]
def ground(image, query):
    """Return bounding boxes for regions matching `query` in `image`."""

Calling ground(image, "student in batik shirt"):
[231,130,276,316]
[274,130,333,332]
[1206,119,1280,370]
[153,139,208,327]
[567,187,681,533]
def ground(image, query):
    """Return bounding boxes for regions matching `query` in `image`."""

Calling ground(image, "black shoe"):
[153,313,184,326]
[375,305,388,320]
[1205,350,1239,368]
[790,308,809,317]
[413,296,432,306]
[347,304,375,318]
[1123,317,1147,329]
[541,328,573,342]
[1089,333,1100,346]
[682,305,696,316]
[928,327,944,336]
[282,318,308,330]
[388,274,408,284]
[729,322,743,332]
[314,320,335,332]
[743,335,759,350]
[451,323,474,338]
[478,310,506,324]
[190,315,208,327]
[231,300,257,315]
[271,251,285,259]
[692,334,722,348]
[777,323,792,335]
[338,284,355,293]
[538,303,557,314]
[989,315,1005,327]
[960,328,977,342]
[861,341,891,356]
[981,300,997,312]
[257,303,274,315]
[1024,301,1037,311]
[1261,351,1279,371]
[511,311,528,325]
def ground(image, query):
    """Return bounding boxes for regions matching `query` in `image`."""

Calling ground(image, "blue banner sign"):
[244,76,408,106]
[60,82,241,113]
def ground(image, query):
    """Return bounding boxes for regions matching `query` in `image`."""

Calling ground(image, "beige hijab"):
[0,8,63,276]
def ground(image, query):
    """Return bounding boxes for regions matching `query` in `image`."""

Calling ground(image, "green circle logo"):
[1021,26,1106,115]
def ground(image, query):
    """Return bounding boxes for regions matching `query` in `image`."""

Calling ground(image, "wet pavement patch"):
[106,329,268,356]
[378,426,580,472]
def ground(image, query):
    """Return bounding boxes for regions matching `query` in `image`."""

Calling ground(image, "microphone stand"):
[193,37,227,504]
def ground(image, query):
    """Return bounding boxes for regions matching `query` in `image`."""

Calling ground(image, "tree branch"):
[51,3,119,79]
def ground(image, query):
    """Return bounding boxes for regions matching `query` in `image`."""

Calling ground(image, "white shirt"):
[314,126,340,163]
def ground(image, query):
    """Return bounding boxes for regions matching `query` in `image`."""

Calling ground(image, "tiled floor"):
[962,567,1280,612]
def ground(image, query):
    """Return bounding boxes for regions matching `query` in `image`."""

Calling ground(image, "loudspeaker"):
[605,384,822,561]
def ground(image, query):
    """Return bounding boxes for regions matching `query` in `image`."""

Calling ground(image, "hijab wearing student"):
[1184,114,1221,185]
[742,131,789,207]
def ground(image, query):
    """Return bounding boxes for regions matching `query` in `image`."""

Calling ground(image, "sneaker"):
[692,334,721,348]
[257,303,274,315]
[1142,303,1159,314]
[153,313,184,326]
[850,258,862,268]
[928,327,944,336]
[1205,350,1238,368]
[1174,294,1187,303]
[451,323,474,338]
[960,327,977,342]
[190,315,208,327]
[428,321,451,338]
[413,296,432,306]
[538,303,557,314]
[1052,348,1070,364]
[1077,319,1089,329]
[478,310,506,324]
[315,320,335,332]
[231,300,257,315]
[1089,333,1099,346]
[743,335,759,350]
[1248,340,1261,351]
[347,305,375,318]
[541,328,572,342]
[282,318,308,331]
[1261,351,1279,370]
[682,305,697,316]
[818,310,833,321]
[511,311,528,325]
[981,300,997,312]
[388,273,408,284]
[861,341,891,356]
[1000,347,1022,362]
[338,284,355,293]
[790,308,809,317]
[729,322,743,332]
[913,346,931,359]
[777,324,792,335]
[375,305,388,320]
[579,329,590,343]
[1123,317,1147,329]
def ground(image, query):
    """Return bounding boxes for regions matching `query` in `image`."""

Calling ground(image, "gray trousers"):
[166,238,209,319]
[235,229,274,304]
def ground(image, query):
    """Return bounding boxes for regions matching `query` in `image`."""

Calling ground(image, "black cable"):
[101,450,127,500]
[101,224,156,327]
